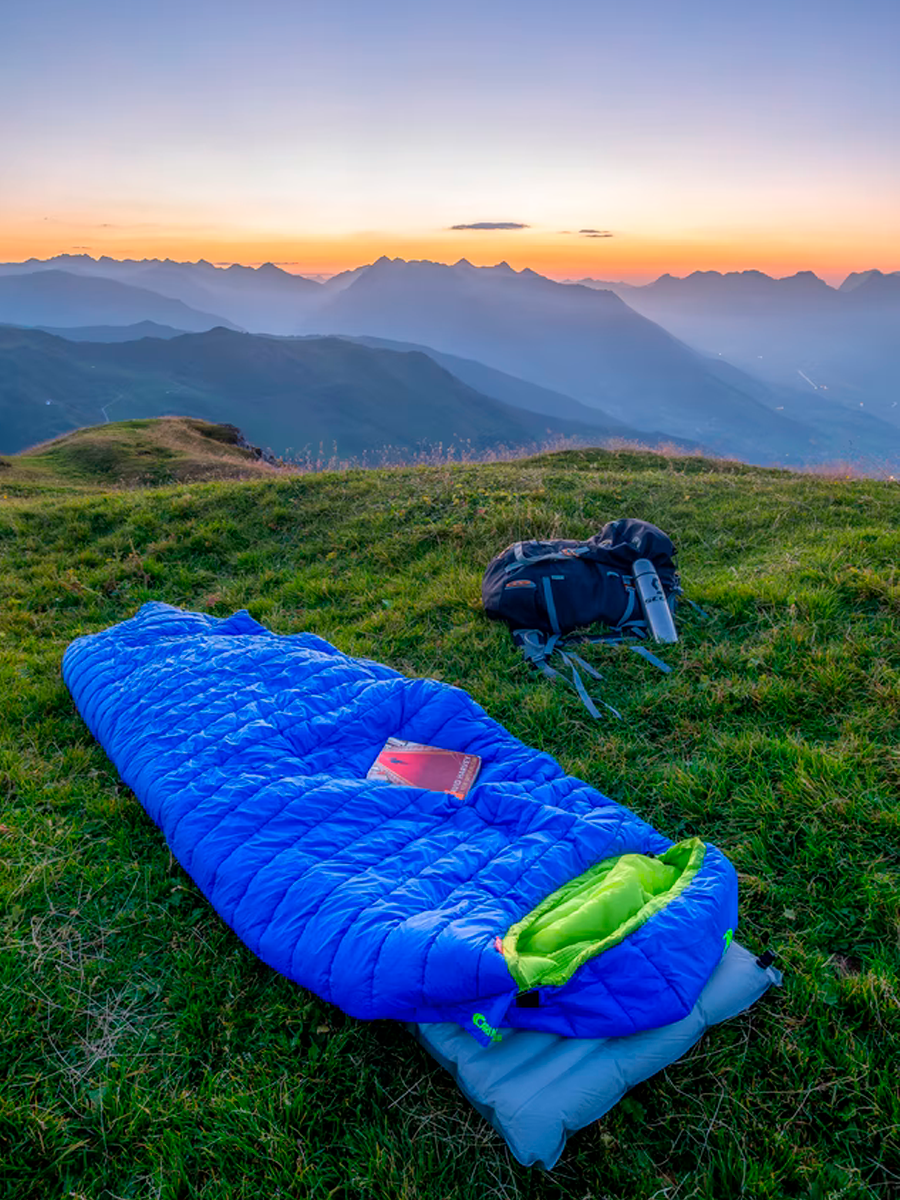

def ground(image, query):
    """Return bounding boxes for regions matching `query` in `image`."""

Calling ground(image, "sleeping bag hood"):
[63,603,738,1045]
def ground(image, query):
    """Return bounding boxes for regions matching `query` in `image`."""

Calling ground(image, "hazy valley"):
[1,254,898,472]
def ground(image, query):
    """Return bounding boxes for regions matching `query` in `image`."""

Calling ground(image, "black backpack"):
[481,518,682,718]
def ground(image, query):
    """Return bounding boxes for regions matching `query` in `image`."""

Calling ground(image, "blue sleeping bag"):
[63,602,738,1046]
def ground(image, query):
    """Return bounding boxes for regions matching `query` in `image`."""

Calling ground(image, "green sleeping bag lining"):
[502,837,707,991]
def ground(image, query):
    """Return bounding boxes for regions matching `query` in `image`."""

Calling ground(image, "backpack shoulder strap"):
[557,649,622,720]
[512,629,623,719]
[511,629,560,677]
[628,643,672,673]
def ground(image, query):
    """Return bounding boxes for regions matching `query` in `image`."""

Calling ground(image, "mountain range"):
[303,257,829,461]
[0,254,897,469]
[0,270,240,334]
[570,269,900,431]
[0,325,649,460]
[0,255,321,334]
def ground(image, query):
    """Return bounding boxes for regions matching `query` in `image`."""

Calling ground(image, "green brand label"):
[723,928,734,951]
[472,1012,502,1043]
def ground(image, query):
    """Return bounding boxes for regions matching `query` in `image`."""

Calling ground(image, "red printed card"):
[366,738,481,800]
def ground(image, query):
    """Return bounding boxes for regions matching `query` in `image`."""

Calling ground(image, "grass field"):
[0,417,278,493]
[1,430,898,1199]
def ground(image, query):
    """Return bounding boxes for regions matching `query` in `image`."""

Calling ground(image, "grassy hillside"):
[0,325,625,459]
[0,442,898,1199]
[0,418,280,493]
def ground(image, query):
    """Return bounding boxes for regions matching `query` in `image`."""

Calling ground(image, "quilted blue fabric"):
[63,602,738,1045]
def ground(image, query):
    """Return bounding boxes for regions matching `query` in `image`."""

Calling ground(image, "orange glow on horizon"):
[0,221,896,286]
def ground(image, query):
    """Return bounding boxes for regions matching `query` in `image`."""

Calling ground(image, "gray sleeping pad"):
[409,940,781,1169]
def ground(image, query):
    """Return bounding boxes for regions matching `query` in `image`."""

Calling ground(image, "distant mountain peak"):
[839,268,889,292]
[782,270,828,288]
[364,256,532,281]
[646,268,832,294]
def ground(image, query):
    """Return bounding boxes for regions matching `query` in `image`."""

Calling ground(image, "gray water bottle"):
[632,559,678,643]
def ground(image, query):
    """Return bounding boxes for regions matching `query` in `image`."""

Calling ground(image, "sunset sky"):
[2,0,897,282]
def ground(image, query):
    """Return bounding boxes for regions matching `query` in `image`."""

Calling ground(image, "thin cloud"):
[449,221,530,231]
[559,228,615,238]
